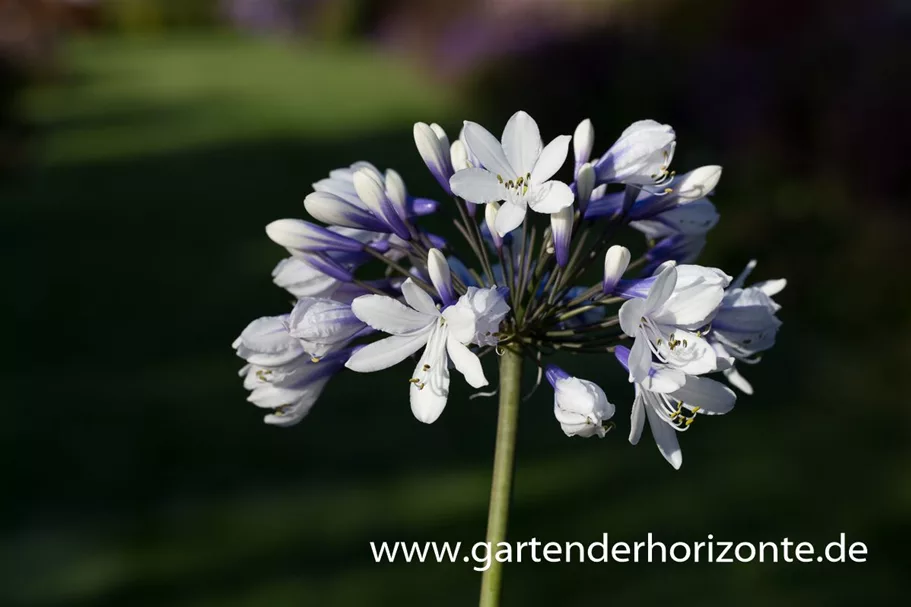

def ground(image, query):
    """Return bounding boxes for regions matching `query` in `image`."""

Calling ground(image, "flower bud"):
[545,366,615,438]
[550,205,574,268]
[576,162,595,214]
[414,122,453,194]
[484,201,504,249]
[573,118,594,174]
[427,248,455,305]
[603,245,631,294]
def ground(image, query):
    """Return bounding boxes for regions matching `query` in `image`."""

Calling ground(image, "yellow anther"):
[497,174,503,183]
[422,364,430,371]
[310,357,320,363]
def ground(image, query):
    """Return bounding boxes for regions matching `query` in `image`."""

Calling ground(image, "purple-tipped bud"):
[485,202,504,249]
[576,162,595,214]
[545,364,571,388]
[550,205,574,268]
[414,122,453,194]
[427,248,455,306]
[303,191,389,232]
[353,168,411,240]
[266,219,367,253]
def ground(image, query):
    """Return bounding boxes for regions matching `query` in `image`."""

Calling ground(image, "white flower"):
[546,366,615,438]
[234,315,348,426]
[459,285,511,347]
[709,260,786,394]
[616,346,735,469]
[618,262,731,383]
[595,119,676,186]
[345,278,509,423]
[449,110,573,236]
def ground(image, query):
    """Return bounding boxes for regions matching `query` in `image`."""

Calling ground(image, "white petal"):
[531,135,571,184]
[663,330,717,376]
[449,168,504,204]
[351,294,434,334]
[724,366,754,395]
[645,264,677,313]
[462,121,516,179]
[628,334,652,384]
[410,328,450,423]
[494,200,527,236]
[672,165,722,203]
[450,139,471,171]
[618,298,646,337]
[645,403,683,469]
[642,366,687,393]
[671,375,736,414]
[345,331,430,372]
[629,394,646,444]
[502,110,542,176]
[653,283,724,328]
[757,278,787,297]
[447,337,488,388]
[400,278,439,316]
[527,180,574,213]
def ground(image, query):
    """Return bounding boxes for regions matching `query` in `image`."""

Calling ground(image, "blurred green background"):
[1,1,909,605]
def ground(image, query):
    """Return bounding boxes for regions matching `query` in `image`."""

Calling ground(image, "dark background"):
[1,0,909,605]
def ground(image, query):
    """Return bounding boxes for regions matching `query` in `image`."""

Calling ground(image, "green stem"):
[479,347,523,607]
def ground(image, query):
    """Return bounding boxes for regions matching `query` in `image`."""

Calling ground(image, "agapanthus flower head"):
[234,111,785,470]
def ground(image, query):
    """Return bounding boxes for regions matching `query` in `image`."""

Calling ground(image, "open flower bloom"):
[594,119,676,187]
[546,366,615,438]
[345,269,509,423]
[709,260,786,394]
[234,315,350,426]
[616,346,736,469]
[449,110,573,236]
[618,262,731,382]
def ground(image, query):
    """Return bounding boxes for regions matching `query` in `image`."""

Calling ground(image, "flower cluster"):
[234,111,785,469]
